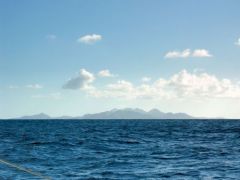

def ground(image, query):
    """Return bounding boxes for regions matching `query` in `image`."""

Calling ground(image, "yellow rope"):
[0,158,52,180]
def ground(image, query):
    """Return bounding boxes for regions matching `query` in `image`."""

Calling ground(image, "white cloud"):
[192,49,212,57]
[26,84,43,89]
[235,38,240,46]
[63,69,95,90]
[107,80,134,91]
[77,34,102,44]
[98,69,115,77]
[86,70,240,100]
[88,80,136,99]
[165,49,191,58]
[9,85,19,89]
[46,34,56,40]
[165,49,212,58]
[142,77,151,82]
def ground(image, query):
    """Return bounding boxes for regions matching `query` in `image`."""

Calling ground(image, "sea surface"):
[0,119,240,179]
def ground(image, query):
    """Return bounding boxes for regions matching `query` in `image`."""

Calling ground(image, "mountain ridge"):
[13,108,195,119]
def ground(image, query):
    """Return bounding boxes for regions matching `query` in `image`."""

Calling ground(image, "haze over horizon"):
[1,1,240,119]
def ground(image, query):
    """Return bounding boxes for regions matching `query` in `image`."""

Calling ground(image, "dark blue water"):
[0,120,240,179]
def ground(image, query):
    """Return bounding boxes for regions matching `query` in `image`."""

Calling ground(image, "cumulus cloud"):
[142,77,151,82]
[26,84,43,89]
[86,70,240,100]
[98,69,115,77]
[235,38,240,46]
[192,49,212,57]
[165,49,212,58]
[77,34,102,44]
[165,49,191,58]
[63,69,95,90]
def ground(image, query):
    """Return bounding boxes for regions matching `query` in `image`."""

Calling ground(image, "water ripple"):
[0,119,240,179]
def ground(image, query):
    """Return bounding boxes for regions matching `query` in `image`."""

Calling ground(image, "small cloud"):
[46,34,57,40]
[165,49,212,58]
[165,49,191,58]
[98,69,115,77]
[63,69,95,90]
[32,92,61,100]
[192,49,212,57]
[77,34,102,44]
[26,84,43,89]
[235,38,240,46]
[193,68,205,73]
[142,77,151,82]
[9,85,19,89]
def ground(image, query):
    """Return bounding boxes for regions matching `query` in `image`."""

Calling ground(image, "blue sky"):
[1,0,240,118]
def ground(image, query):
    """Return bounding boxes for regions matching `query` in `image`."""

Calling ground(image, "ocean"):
[0,119,240,179]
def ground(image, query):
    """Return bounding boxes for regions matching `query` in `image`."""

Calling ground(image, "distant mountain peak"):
[109,108,119,112]
[37,112,48,116]
[123,108,146,113]
[19,113,50,119]
[148,108,162,113]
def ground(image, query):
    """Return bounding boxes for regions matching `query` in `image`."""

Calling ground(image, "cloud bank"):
[86,70,240,100]
[63,69,240,101]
